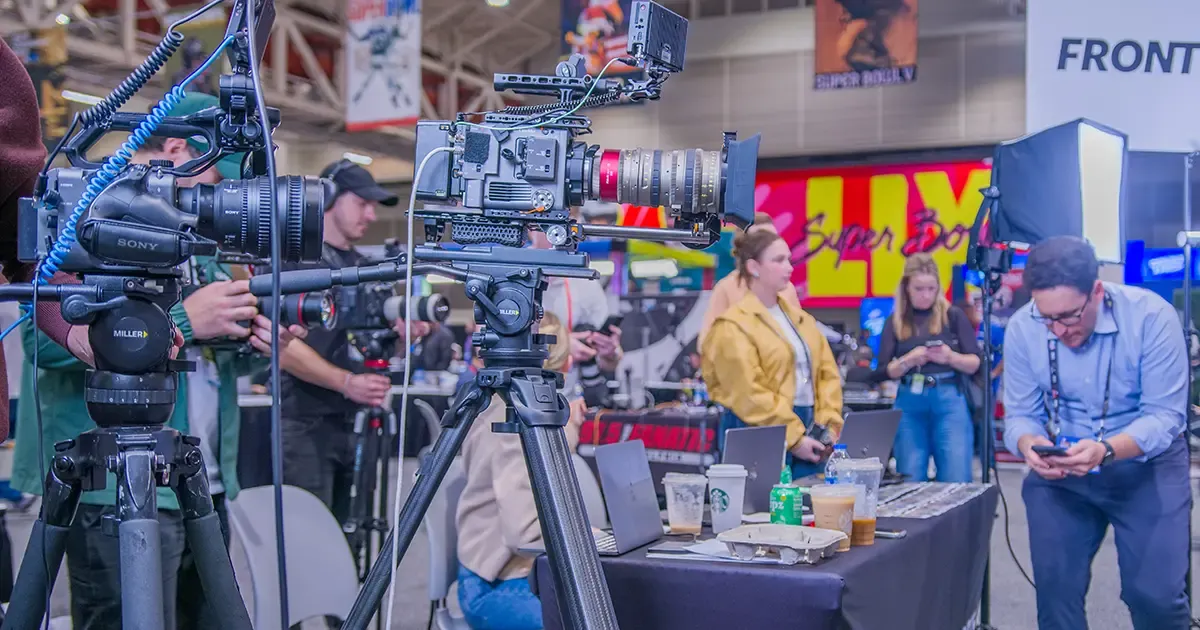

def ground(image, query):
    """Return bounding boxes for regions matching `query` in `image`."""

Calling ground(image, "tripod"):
[337,244,620,630]
[344,330,400,586]
[2,273,252,630]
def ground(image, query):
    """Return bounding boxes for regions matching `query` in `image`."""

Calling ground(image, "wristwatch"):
[1100,440,1116,466]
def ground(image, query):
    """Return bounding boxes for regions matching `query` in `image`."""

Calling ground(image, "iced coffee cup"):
[809,485,857,551]
[662,473,707,535]
[706,464,748,534]
[836,458,884,546]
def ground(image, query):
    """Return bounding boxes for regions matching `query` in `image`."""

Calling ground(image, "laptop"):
[591,440,665,555]
[838,409,903,461]
[721,425,787,513]
[521,440,663,557]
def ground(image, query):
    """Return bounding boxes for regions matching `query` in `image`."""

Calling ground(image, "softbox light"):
[984,118,1128,263]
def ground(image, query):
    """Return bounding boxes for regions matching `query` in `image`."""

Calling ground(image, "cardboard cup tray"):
[715,524,846,565]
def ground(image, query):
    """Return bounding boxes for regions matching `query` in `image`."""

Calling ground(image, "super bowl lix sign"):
[1026,0,1200,152]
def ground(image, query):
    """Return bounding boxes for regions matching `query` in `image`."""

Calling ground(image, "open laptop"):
[522,440,663,557]
[721,425,787,513]
[838,409,903,461]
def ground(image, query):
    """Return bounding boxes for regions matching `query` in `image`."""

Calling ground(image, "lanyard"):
[1046,293,1115,441]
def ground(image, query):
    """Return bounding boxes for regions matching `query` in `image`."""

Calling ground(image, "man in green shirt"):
[10,93,306,630]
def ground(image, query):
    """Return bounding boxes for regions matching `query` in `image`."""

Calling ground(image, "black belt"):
[900,373,958,386]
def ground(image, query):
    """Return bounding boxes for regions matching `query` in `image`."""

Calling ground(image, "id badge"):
[910,377,925,395]
[1058,436,1100,474]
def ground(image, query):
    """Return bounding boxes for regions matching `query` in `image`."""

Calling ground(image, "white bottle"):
[825,444,850,484]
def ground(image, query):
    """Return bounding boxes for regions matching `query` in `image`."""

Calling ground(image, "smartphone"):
[924,340,945,348]
[1031,444,1069,457]
[876,528,907,539]
[601,315,624,335]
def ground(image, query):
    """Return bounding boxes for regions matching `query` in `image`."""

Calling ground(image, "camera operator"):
[271,159,399,523]
[1003,236,1190,630]
[529,229,623,398]
[8,93,307,630]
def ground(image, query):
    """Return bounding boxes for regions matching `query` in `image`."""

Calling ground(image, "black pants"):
[281,413,357,523]
[65,495,230,630]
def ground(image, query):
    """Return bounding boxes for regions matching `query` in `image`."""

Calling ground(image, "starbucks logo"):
[710,488,729,513]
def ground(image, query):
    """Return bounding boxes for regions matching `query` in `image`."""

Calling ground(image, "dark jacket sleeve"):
[0,37,45,285]
[871,320,898,383]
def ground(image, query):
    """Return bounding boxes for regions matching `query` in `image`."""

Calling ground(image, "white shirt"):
[767,305,814,407]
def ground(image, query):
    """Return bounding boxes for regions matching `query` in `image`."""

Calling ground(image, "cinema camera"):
[256,4,763,629]
[0,1,316,627]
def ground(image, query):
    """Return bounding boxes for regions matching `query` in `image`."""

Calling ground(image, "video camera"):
[412,1,759,251]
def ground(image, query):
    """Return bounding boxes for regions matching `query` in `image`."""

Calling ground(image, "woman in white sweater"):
[455,312,585,630]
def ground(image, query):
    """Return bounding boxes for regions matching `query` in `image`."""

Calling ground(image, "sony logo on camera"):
[1057,38,1200,73]
[116,238,159,251]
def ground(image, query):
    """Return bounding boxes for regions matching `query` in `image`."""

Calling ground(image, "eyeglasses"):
[1032,292,1092,327]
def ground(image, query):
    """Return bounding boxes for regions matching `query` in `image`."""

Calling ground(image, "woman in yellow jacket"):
[702,229,844,478]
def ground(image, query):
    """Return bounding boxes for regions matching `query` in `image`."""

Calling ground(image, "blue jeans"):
[718,406,822,480]
[893,382,974,482]
[457,566,543,630]
[1023,437,1191,630]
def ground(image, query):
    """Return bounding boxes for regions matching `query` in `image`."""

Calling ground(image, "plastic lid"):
[838,457,884,471]
[706,464,748,478]
[834,444,848,451]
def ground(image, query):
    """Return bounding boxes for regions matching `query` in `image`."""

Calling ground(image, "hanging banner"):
[813,0,918,90]
[756,161,992,308]
[1026,0,1200,152]
[561,0,639,77]
[345,0,421,131]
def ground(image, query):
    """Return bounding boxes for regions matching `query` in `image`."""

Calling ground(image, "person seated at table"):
[698,212,802,349]
[702,229,844,479]
[456,312,585,630]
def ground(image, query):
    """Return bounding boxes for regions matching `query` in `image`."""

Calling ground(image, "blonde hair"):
[539,312,571,373]
[892,253,949,341]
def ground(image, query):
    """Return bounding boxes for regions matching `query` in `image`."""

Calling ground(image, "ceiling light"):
[486,0,510,6]
[61,89,103,105]
[343,152,373,165]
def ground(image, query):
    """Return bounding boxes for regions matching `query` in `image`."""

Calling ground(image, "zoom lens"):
[577,134,761,230]
[181,175,333,263]
[259,292,336,329]
[383,294,450,323]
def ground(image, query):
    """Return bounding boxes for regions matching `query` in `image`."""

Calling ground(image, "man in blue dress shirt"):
[1003,236,1191,630]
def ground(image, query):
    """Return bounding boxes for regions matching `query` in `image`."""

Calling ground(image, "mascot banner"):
[756,161,991,308]
[562,0,640,76]
[813,0,919,90]
[346,0,421,131]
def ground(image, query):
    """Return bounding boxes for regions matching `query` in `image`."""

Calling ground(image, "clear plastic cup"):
[705,464,748,534]
[808,484,858,551]
[662,473,707,535]
[835,458,884,546]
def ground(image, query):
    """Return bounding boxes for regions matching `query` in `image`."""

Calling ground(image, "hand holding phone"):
[1031,444,1070,457]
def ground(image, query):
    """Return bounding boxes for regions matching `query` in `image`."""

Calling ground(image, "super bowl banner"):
[1026,0,1200,152]
[562,0,639,76]
[755,161,991,308]
[813,0,918,90]
[345,0,421,131]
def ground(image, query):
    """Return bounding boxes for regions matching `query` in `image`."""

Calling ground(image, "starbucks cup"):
[706,464,748,534]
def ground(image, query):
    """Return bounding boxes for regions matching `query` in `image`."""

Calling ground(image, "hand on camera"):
[790,436,827,464]
[1018,435,1068,480]
[247,315,308,357]
[342,372,391,407]
[184,280,259,341]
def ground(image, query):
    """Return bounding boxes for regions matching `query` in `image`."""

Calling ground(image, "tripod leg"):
[2,461,82,630]
[374,409,397,630]
[509,378,618,630]
[342,383,493,630]
[117,450,165,630]
[175,441,253,630]
[348,408,373,572]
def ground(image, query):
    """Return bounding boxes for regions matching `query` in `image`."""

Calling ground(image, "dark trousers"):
[65,495,230,630]
[1023,437,1192,630]
[282,413,357,524]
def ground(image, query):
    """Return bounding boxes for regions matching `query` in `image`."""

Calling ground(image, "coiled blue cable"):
[1,35,235,342]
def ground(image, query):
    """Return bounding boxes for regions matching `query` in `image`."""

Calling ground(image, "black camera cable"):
[244,5,292,627]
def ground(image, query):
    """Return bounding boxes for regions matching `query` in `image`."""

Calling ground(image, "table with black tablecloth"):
[533,485,998,630]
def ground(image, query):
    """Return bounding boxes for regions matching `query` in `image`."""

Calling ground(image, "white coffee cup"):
[706,464,748,534]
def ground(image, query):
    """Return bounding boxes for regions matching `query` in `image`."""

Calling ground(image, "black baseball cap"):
[321,159,399,207]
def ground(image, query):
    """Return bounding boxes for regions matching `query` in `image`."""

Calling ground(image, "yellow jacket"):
[702,293,844,449]
[698,273,802,350]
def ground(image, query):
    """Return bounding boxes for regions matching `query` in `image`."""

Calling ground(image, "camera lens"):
[383,294,450,323]
[259,292,336,330]
[181,175,332,263]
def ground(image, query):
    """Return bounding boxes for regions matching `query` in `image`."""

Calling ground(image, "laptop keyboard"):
[593,529,618,554]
